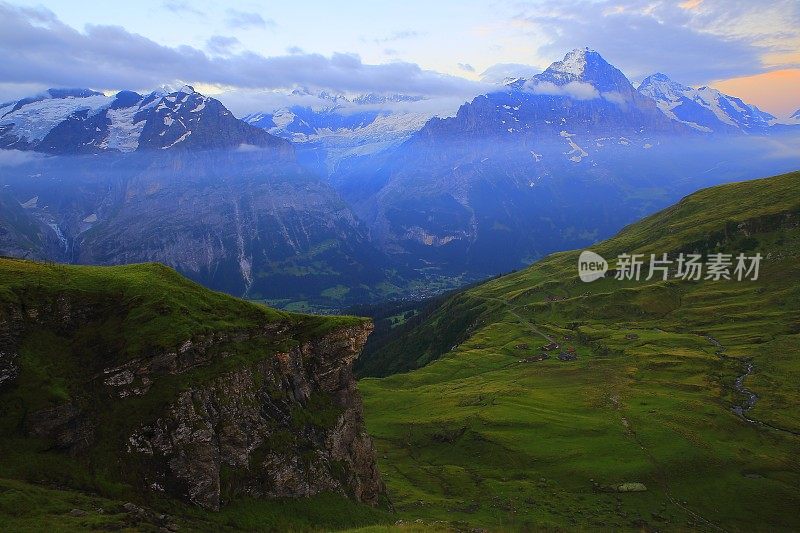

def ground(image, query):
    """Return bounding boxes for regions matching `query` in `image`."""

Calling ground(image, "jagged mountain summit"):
[488,48,686,136]
[638,73,776,132]
[0,86,288,154]
[532,47,638,93]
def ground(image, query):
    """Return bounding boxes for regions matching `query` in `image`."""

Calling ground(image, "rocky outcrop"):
[124,323,382,510]
[0,286,383,511]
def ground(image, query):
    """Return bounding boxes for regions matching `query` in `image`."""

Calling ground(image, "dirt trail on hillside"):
[472,295,552,342]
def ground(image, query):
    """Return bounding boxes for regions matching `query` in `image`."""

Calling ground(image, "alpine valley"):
[1,35,800,533]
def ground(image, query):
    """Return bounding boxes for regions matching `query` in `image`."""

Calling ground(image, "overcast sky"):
[2,0,799,116]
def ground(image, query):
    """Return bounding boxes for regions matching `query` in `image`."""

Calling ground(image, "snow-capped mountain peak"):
[534,48,634,95]
[638,73,776,133]
[243,89,436,170]
[638,73,692,100]
[0,89,111,148]
[547,47,594,78]
[0,86,289,154]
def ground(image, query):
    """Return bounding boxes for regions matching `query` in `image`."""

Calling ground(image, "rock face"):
[123,324,381,510]
[0,190,64,261]
[0,264,383,510]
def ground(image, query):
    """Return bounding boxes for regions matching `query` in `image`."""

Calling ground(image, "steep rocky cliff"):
[0,259,383,511]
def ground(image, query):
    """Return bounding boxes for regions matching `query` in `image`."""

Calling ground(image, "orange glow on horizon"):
[679,0,704,10]
[711,69,800,119]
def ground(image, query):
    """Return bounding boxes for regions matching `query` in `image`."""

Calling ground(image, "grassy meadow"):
[359,171,800,531]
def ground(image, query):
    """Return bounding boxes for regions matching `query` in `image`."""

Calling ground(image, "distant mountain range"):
[1,50,794,162]
[638,73,776,132]
[0,48,798,307]
[243,49,794,165]
[323,49,800,279]
[0,86,287,154]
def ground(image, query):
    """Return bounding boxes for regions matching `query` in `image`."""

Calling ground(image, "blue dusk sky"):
[2,0,799,116]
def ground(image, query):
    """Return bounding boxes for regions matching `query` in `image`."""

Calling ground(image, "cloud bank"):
[0,149,47,167]
[0,3,485,99]
[515,0,800,85]
[522,81,630,108]
[525,80,599,100]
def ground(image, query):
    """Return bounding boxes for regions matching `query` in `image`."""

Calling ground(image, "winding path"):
[472,294,552,343]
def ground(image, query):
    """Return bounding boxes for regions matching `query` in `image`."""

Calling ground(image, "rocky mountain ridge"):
[0,86,290,154]
[637,72,776,132]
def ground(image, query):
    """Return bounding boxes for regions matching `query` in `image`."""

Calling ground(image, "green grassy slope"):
[0,259,389,531]
[0,477,394,532]
[359,170,800,531]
